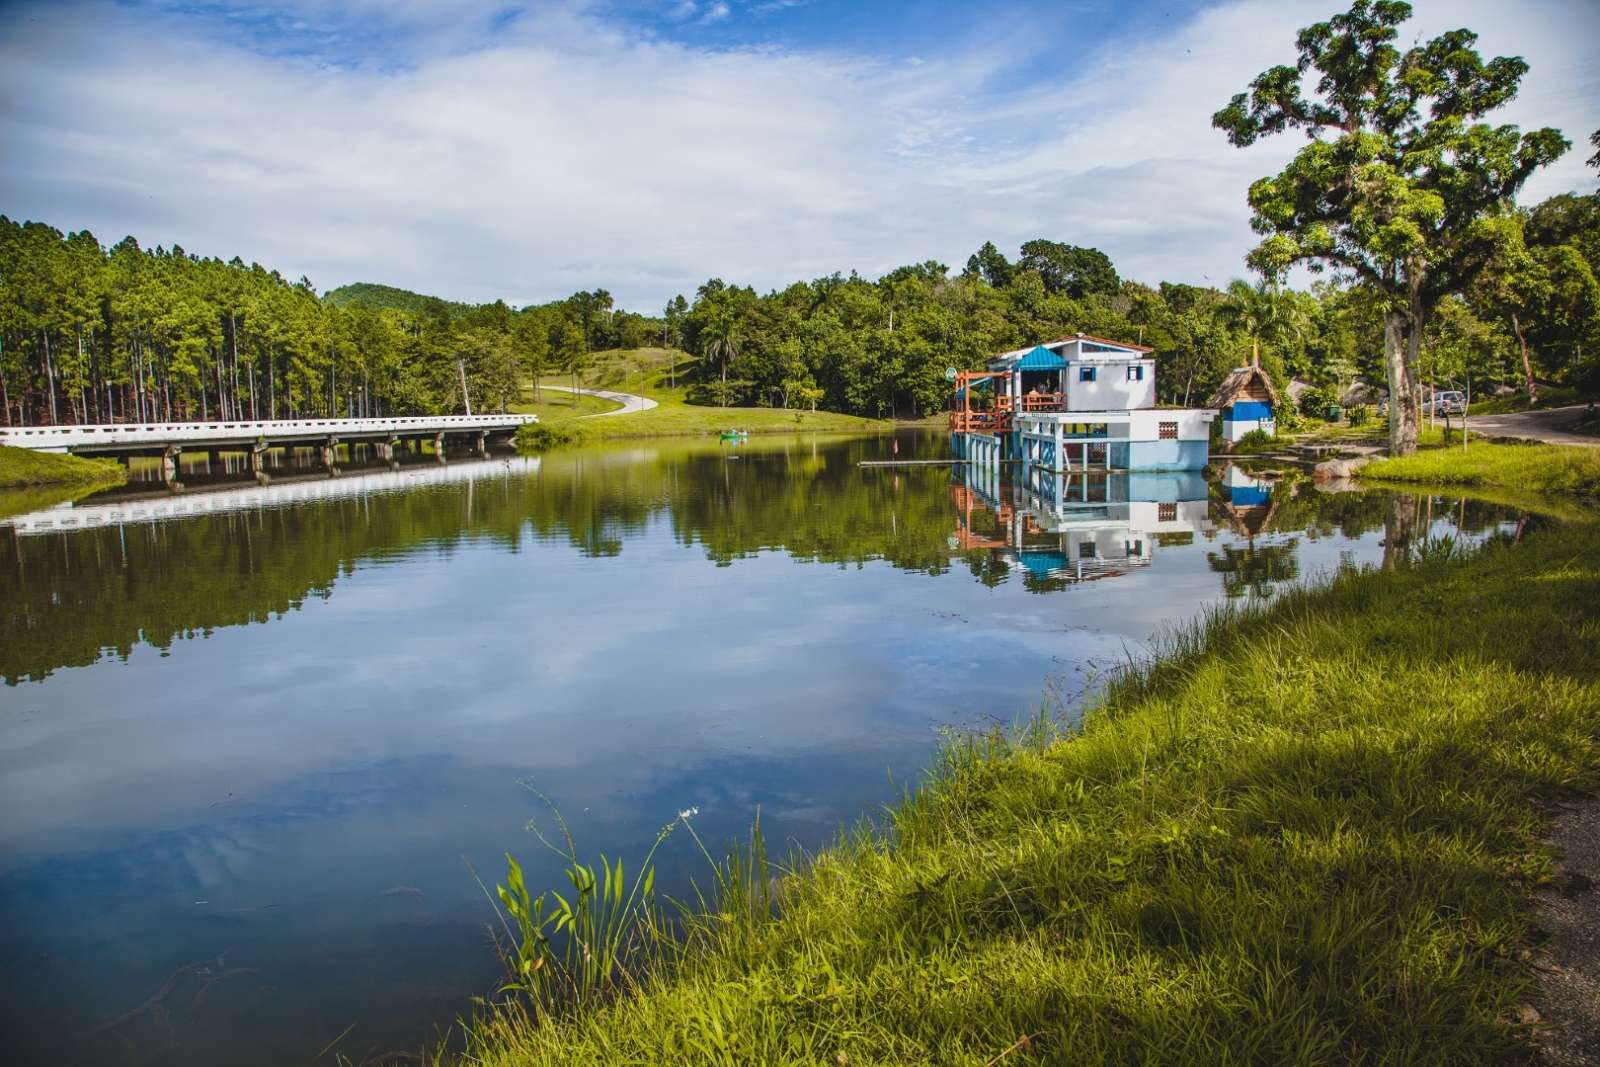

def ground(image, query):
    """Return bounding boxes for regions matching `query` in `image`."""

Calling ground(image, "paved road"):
[1464,404,1599,446]
[534,384,660,417]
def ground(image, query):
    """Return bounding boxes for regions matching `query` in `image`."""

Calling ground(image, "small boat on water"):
[719,429,749,442]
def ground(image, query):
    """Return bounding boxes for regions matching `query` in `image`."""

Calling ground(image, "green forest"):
[3,196,1593,431]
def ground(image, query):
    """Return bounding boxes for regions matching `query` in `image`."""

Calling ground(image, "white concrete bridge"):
[0,414,535,455]
[0,414,536,482]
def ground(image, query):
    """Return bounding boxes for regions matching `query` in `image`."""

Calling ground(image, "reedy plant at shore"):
[479,792,777,1026]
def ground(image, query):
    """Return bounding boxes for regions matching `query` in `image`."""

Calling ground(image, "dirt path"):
[1465,405,1599,446]
[536,384,659,417]
[1536,795,1600,1065]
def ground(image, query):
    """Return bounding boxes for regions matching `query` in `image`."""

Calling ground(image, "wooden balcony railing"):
[949,410,1011,433]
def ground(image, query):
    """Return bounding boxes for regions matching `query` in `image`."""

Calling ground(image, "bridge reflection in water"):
[1,455,540,536]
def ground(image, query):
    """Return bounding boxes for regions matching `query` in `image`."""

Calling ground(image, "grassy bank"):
[457,513,1600,1065]
[510,390,625,422]
[515,403,902,450]
[1364,439,1600,498]
[513,349,934,448]
[1464,386,1586,417]
[0,444,126,490]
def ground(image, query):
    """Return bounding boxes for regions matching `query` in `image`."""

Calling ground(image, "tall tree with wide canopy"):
[1015,240,1120,298]
[1213,0,1567,453]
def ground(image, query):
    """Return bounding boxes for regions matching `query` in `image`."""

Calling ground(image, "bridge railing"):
[0,414,537,451]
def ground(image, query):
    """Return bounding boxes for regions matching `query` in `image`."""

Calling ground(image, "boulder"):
[1313,455,1372,481]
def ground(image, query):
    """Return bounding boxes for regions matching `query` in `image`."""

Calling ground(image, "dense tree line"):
[669,200,1596,419]
[0,221,660,427]
[2,203,1594,429]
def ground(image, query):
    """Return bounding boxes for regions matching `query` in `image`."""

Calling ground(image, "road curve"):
[1463,403,1599,447]
[533,384,660,417]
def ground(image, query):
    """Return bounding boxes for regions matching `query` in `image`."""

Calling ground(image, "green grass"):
[509,389,625,422]
[512,350,918,447]
[453,515,1600,1066]
[1287,421,1387,445]
[0,444,126,490]
[1463,386,1585,417]
[579,399,897,440]
[576,347,691,401]
[1364,439,1600,498]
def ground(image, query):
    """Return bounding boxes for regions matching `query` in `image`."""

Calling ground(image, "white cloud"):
[0,0,1594,309]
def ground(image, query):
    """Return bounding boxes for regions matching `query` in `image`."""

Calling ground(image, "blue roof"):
[1014,345,1067,370]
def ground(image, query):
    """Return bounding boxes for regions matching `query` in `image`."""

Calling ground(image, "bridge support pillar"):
[321,436,341,474]
[251,438,271,485]
[473,430,487,457]
[434,431,447,464]
[161,444,183,489]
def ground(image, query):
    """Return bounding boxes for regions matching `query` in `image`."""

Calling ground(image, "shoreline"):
[451,464,1599,1064]
[516,412,934,450]
[0,444,126,491]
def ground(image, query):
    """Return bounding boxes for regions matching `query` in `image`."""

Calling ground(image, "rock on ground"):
[1312,455,1372,481]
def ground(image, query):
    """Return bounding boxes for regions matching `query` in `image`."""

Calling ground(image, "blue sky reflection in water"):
[0,433,1534,1065]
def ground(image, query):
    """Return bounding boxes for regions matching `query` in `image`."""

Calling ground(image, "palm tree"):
[702,309,741,407]
[1217,279,1278,369]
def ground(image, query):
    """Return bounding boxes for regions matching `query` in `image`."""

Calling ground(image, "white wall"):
[1127,408,1212,440]
[1065,359,1157,411]
[1221,416,1274,443]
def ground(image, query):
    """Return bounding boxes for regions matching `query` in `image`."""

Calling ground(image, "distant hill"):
[322,282,470,314]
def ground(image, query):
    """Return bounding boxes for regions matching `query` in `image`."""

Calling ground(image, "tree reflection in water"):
[0,437,1547,684]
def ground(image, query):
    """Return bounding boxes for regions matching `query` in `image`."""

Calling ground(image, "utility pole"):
[458,359,473,415]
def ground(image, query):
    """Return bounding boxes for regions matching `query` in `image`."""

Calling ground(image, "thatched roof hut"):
[1209,364,1281,410]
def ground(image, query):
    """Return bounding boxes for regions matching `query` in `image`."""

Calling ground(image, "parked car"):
[1424,391,1466,417]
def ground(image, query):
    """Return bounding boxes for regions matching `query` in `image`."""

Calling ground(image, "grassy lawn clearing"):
[509,389,624,422]
[513,350,925,447]
[1364,439,1600,498]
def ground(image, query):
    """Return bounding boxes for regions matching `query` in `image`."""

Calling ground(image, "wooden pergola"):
[948,370,1012,433]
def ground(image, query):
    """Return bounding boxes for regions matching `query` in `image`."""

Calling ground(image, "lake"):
[0,432,1538,1066]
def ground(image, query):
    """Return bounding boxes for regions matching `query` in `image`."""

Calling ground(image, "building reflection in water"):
[950,461,1217,586]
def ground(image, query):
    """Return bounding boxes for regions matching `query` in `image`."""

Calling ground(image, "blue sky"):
[1,0,1596,309]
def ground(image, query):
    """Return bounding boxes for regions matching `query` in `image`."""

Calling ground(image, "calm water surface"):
[0,433,1537,1065]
